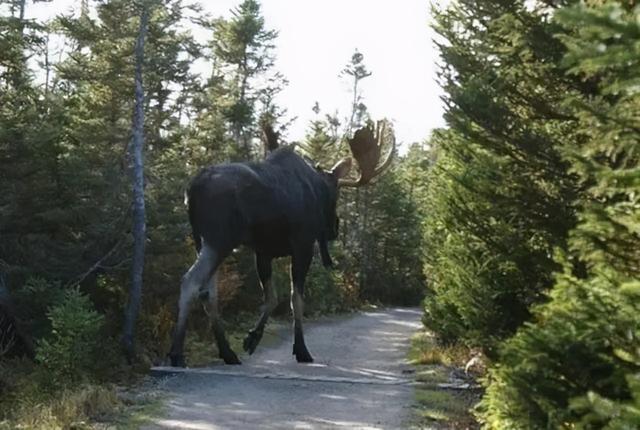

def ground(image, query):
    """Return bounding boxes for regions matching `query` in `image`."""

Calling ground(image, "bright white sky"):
[27,0,448,147]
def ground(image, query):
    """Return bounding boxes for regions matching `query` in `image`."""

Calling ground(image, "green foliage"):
[341,49,372,136]
[422,0,580,354]
[11,278,64,339]
[304,255,358,315]
[0,0,435,427]
[35,289,105,385]
[206,0,285,160]
[360,164,425,305]
[477,3,640,428]
[299,117,338,167]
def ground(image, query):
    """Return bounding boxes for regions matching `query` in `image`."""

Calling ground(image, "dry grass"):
[0,384,120,430]
[408,331,470,367]
[414,388,479,429]
[408,330,482,429]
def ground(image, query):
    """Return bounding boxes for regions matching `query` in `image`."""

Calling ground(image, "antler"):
[338,120,396,187]
[261,122,279,158]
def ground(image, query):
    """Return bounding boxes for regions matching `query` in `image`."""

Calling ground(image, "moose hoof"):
[243,331,262,355]
[169,354,186,368]
[220,349,241,365]
[293,344,314,363]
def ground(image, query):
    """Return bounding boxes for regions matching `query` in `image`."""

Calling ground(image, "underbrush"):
[0,373,119,430]
[0,361,163,429]
[408,331,482,429]
[0,287,143,428]
[408,331,470,368]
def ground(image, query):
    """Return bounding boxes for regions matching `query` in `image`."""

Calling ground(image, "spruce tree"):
[207,0,281,160]
[480,3,640,427]
[422,0,581,352]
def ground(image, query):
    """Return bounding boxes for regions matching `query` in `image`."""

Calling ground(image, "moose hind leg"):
[169,244,217,367]
[291,249,313,363]
[205,272,241,365]
[244,254,277,355]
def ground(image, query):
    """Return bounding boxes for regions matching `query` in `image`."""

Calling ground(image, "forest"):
[1,0,639,428]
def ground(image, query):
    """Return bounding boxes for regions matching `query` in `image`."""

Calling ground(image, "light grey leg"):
[169,244,216,367]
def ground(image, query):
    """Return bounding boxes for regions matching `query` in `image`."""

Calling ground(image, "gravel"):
[144,307,422,430]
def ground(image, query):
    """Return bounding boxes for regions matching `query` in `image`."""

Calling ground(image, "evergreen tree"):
[0,0,203,358]
[0,0,49,356]
[298,103,337,167]
[422,0,581,353]
[360,157,426,305]
[341,49,371,137]
[207,0,283,160]
[336,50,373,296]
[480,3,640,427]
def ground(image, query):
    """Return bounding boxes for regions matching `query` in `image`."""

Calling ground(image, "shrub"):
[479,266,639,428]
[35,288,105,385]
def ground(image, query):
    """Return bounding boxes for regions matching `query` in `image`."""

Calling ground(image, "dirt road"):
[146,308,422,429]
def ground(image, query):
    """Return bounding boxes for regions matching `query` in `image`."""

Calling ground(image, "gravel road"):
[146,307,422,429]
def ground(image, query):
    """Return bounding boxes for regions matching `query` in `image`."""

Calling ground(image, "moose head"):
[316,120,396,267]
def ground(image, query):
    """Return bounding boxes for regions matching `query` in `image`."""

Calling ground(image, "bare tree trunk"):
[237,51,251,160]
[122,5,149,362]
[43,32,50,100]
[18,0,26,22]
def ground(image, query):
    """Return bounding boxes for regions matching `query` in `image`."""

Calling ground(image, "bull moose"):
[169,121,395,367]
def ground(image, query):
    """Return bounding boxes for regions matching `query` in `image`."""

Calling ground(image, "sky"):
[27,0,448,147]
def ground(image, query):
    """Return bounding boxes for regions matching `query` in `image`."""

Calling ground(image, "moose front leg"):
[290,246,314,363]
[243,253,277,354]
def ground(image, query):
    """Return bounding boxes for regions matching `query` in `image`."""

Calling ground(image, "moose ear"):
[331,158,352,179]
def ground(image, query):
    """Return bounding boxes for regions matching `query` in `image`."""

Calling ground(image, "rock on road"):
[146,308,422,429]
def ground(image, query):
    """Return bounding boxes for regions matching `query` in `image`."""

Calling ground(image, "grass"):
[0,349,167,430]
[415,388,473,425]
[408,331,481,429]
[0,383,120,430]
[0,376,167,430]
[408,331,470,367]
[101,392,166,430]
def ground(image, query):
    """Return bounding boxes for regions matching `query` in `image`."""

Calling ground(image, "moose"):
[169,121,395,366]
